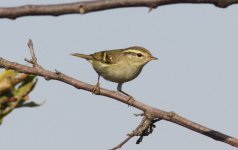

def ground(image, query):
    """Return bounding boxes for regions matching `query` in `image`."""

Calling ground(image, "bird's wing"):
[91,50,123,64]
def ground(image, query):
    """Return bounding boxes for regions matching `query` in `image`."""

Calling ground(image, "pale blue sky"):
[0,1,238,150]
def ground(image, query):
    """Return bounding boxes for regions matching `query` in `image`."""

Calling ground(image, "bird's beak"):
[150,56,158,60]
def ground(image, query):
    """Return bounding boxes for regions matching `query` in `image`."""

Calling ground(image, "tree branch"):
[0,0,238,20]
[0,40,238,149]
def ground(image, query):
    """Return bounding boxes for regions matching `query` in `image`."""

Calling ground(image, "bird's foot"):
[92,82,100,95]
[127,96,135,107]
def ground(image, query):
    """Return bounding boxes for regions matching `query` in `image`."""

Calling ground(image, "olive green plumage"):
[71,46,157,96]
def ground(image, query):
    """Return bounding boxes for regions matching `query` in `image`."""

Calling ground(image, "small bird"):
[71,46,158,103]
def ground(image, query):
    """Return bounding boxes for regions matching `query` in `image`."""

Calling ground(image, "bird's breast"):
[92,61,143,83]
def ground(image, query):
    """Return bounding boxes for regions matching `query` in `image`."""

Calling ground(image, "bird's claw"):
[92,82,100,95]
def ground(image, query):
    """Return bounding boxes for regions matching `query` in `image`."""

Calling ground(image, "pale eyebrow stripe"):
[123,49,140,54]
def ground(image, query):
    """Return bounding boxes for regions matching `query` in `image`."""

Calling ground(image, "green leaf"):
[13,75,37,99]
[16,101,44,108]
[0,69,17,82]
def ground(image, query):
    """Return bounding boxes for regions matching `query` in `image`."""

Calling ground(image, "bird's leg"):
[92,75,100,95]
[117,83,135,106]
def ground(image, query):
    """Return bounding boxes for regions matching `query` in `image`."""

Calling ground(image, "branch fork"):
[110,113,162,150]
[24,39,40,67]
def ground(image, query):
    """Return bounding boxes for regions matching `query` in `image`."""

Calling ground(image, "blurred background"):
[0,1,238,150]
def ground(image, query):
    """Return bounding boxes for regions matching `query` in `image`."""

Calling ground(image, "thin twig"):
[110,117,148,150]
[111,116,162,149]
[109,136,133,150]
[25,39,40,67]
[28,39,37,64]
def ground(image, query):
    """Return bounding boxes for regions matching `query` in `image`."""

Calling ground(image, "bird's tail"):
[70,53,93,60]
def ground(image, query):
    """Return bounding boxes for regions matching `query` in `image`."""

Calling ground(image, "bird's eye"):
[137,53,142,57]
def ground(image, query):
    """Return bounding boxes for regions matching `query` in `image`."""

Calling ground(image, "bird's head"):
[122,46,158,67]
